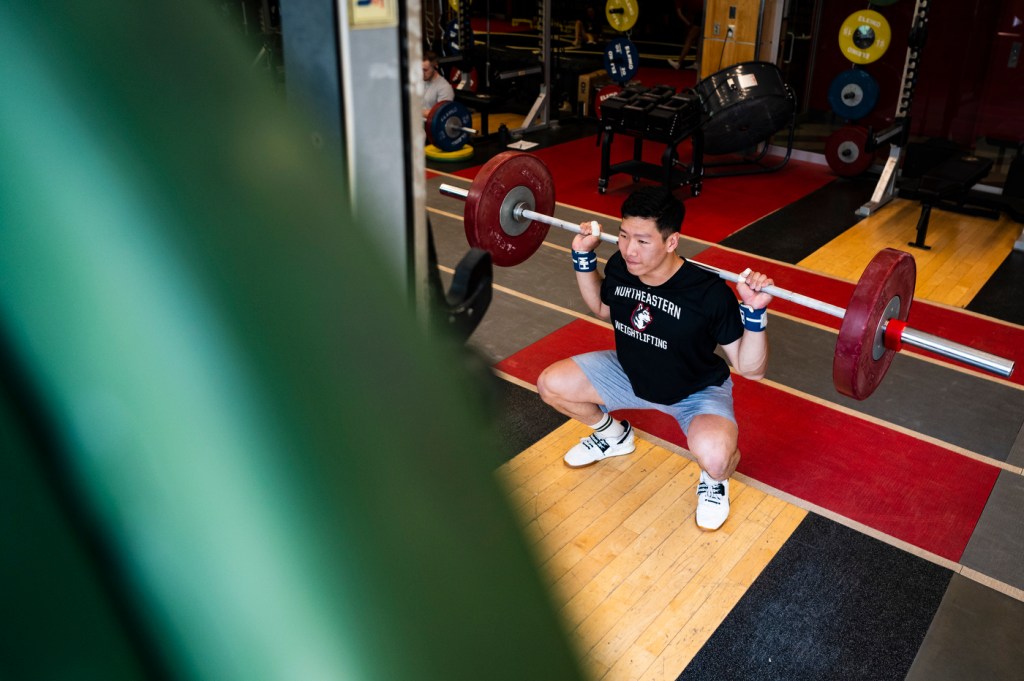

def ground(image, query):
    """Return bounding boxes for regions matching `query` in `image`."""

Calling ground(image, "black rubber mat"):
[906,574,1024,681]
[718,175,875,262]
[960,470,1024,592]
[678,513,951,681]
[965,249,1024,326]
[494,378,570,465]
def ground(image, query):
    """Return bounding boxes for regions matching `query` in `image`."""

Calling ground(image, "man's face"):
[618,216,677,278]
[422,60,436,81]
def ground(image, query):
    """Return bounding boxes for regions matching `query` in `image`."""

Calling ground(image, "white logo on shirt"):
[631,303,653,331]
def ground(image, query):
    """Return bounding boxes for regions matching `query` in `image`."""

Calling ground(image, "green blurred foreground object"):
[0,2,586,680]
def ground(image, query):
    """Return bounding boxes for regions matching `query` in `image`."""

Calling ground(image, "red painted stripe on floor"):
[496,318,1001,562]
[694,247,1024,387]
[447,139,835,244]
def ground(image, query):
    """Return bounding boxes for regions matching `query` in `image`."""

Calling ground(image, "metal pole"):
[899,327,1014,377]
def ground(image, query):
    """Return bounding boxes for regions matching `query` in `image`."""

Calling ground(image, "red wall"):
[807,1,1015,147]
[972,1,1024,144]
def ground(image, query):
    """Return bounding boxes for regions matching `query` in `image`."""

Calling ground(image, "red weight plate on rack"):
[594,83,623,119]
[825,126,873,177]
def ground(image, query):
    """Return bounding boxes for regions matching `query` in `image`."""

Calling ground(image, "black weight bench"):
[901,152,997,249]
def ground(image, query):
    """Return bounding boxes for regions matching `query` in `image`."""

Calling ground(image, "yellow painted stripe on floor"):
[497,420,807,680]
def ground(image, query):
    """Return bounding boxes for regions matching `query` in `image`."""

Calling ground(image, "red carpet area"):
[449,137,836,243]
[495,318,1001,562]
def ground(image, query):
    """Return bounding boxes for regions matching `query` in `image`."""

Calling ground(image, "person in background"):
[667,0,702,70]
[573,4,599,48]
[422,50,454,118]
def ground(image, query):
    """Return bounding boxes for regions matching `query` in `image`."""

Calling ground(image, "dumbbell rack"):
[597,88,705,197]
[597,124,704,197]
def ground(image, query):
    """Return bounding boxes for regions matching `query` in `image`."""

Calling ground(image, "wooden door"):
[700,0,784,77]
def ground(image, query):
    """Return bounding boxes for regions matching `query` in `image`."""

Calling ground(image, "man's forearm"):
[734,331,768,379]
[576,270,604,317]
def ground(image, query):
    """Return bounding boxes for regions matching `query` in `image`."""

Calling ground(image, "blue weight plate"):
[429,100,472,152]
[828,69,880,121]
[443,19,473,55]
[603,37,639,84]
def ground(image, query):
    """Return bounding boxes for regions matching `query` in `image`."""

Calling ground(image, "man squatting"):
[538,186,773,531]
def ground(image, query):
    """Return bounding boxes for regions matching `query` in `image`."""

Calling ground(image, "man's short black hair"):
[621,186,685,238]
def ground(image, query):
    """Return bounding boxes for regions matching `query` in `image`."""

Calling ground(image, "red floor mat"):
[448,138,835,243]
[496,318,1001,562]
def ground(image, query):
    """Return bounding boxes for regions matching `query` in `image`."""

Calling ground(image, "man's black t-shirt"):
[600,252,744,405]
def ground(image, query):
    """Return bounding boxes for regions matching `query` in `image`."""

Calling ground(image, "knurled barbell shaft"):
[437,183,1015,377]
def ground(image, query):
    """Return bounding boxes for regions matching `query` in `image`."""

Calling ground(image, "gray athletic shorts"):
[572,350,735,435]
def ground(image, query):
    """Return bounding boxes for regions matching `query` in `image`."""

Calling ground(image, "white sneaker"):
[696,471,730,531]
[667,58,681,70]
[564,420,635,468]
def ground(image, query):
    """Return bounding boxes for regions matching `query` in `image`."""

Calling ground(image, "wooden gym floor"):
[499,421,807,680]
[798,198,1023,308]
[425,107,1024,679]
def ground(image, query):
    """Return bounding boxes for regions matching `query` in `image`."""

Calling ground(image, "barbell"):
[438,151,1015,400]
[426,100,477,152]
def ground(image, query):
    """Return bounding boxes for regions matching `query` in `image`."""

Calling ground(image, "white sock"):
[589,413,624,440]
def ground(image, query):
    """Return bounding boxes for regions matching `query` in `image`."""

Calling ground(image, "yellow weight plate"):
[605,0,638,33]
[838,10,891,65]
[426,143,474,162]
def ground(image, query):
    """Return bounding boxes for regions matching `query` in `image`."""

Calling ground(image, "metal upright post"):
[517,0,551,132]
[857,0,930,217]
[280,0,430,321]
